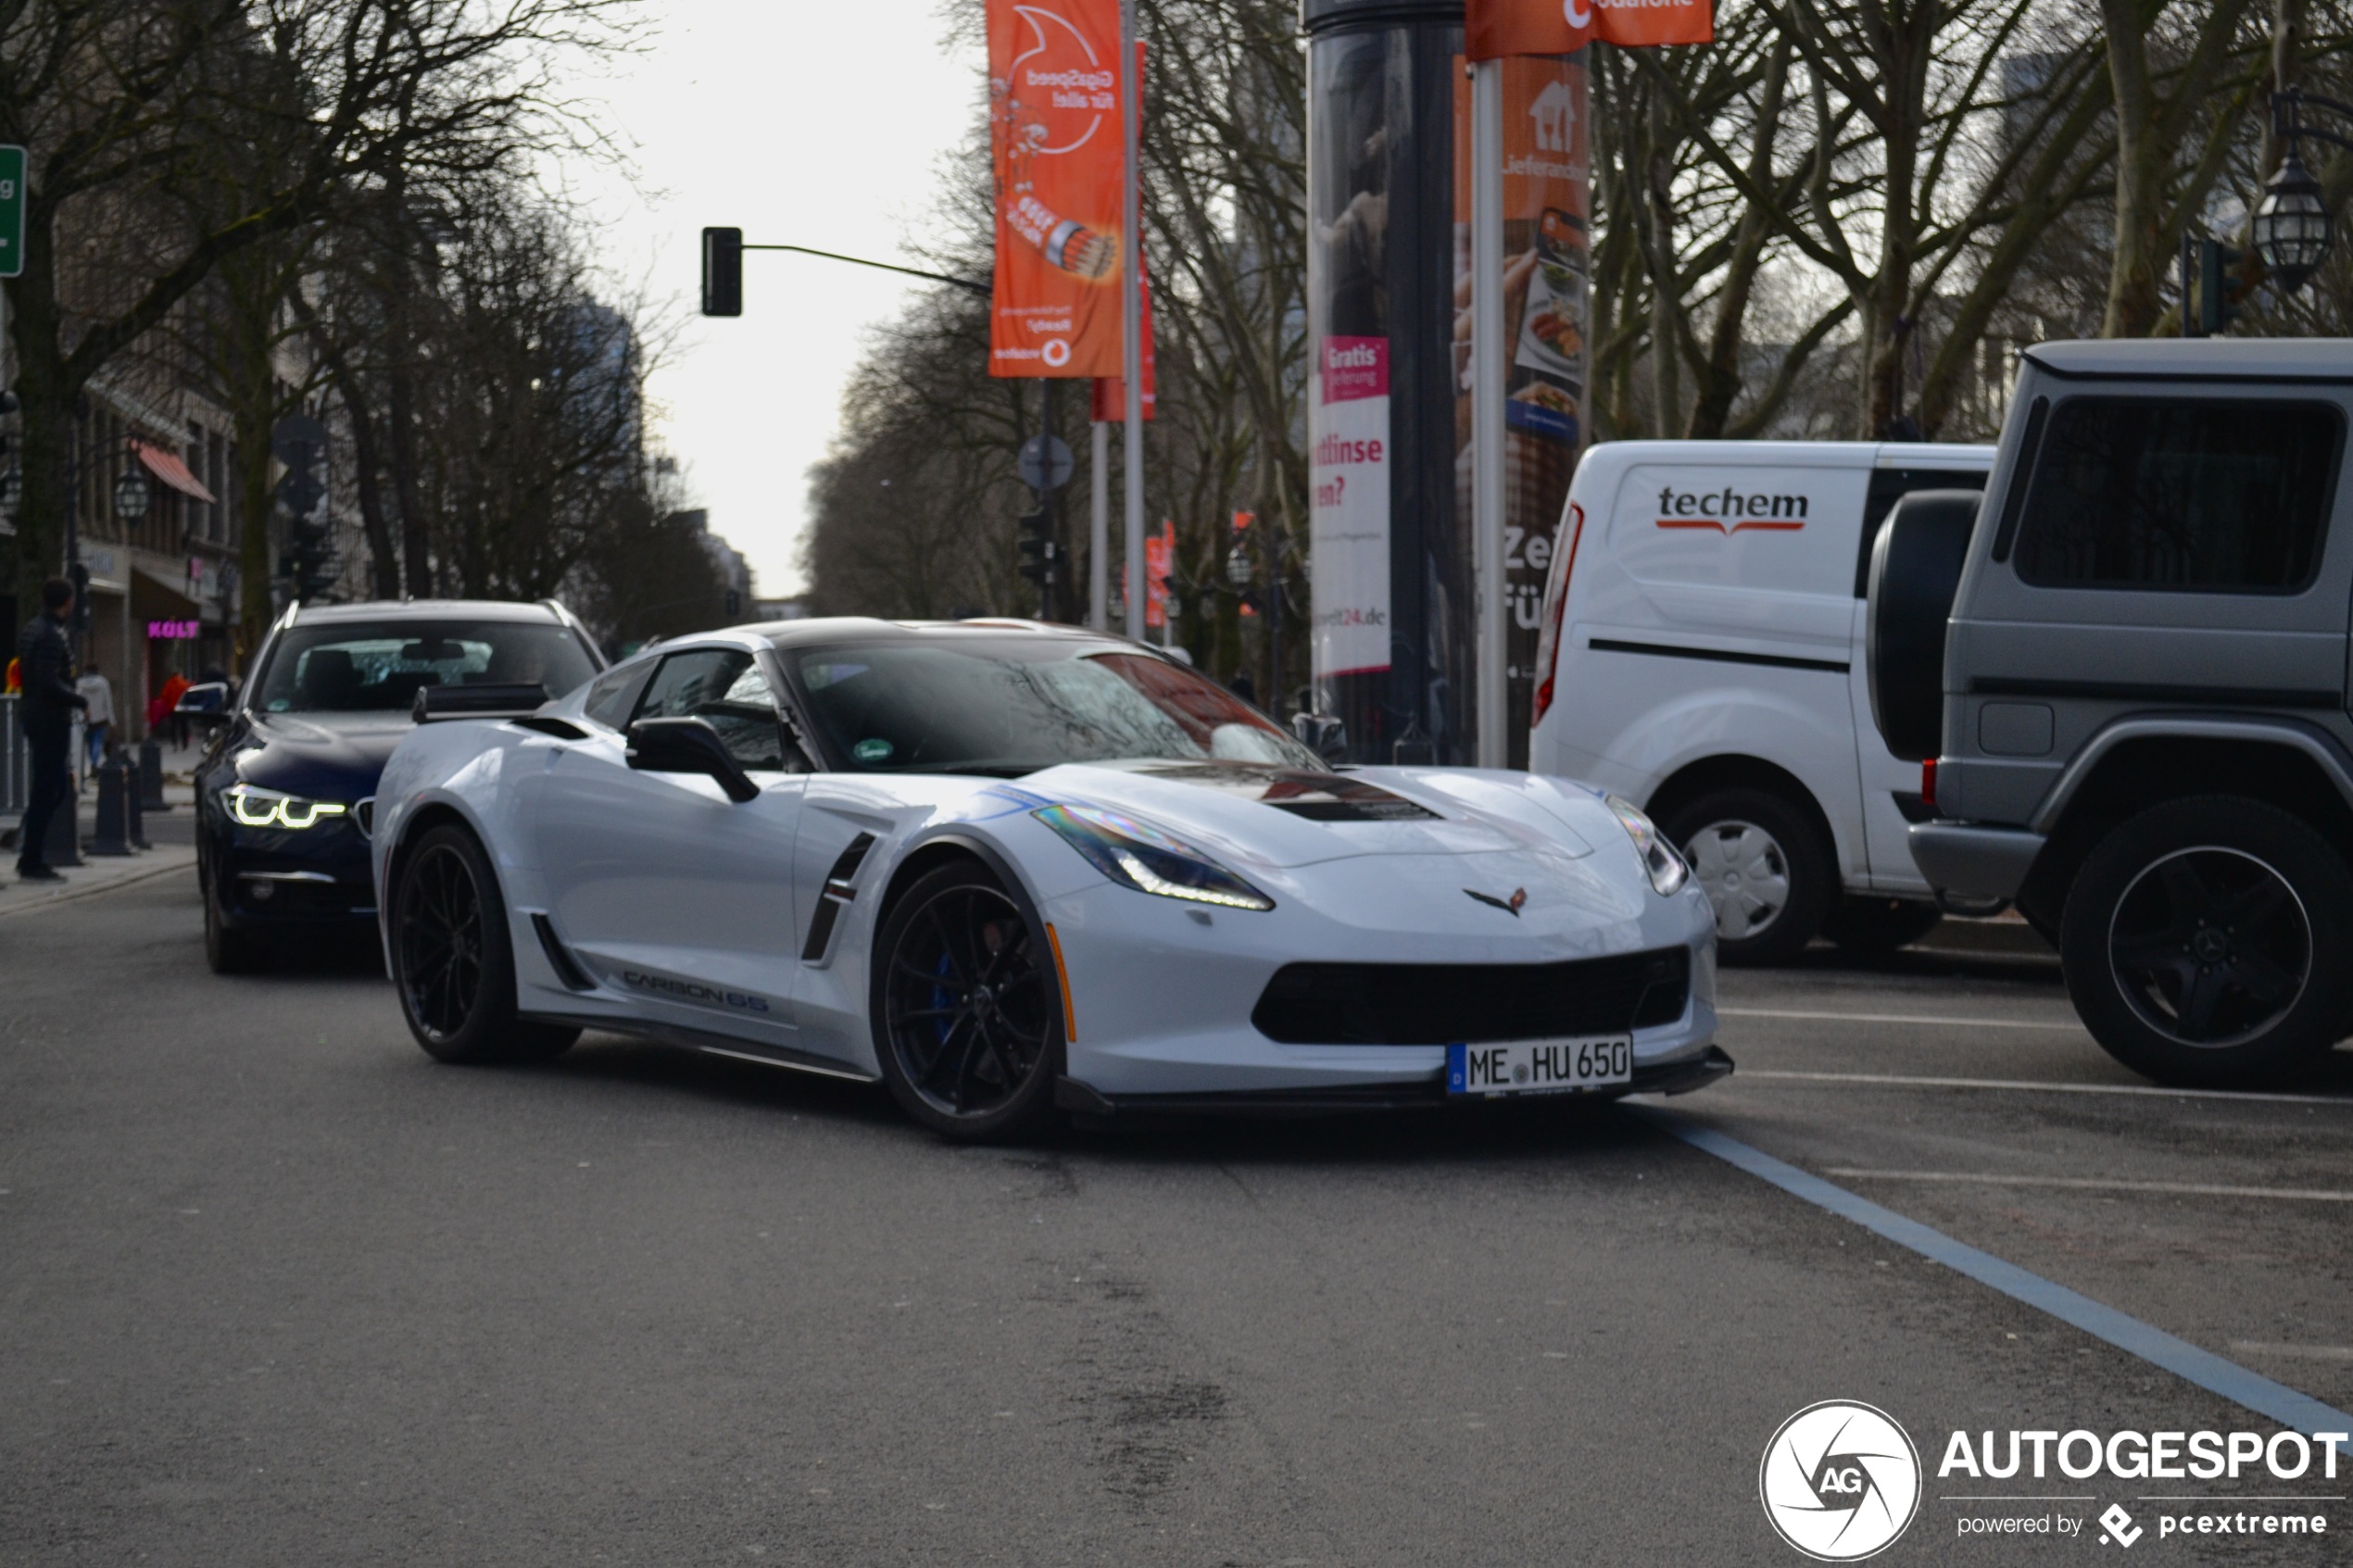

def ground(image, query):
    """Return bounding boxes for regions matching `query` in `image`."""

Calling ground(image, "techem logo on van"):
[1655,484,1807,533]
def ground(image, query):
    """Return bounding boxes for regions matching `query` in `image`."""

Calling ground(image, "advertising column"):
[1303,0,1466,764]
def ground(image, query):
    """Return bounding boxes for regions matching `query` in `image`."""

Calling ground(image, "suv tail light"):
[1530,502,1587,728]
[1921,758,1938,811]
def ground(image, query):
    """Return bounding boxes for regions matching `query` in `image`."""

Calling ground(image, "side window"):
[582,662,652,731]
[636,648,786,771]
[2013,398,2343,592]
[1854,469,1989,596]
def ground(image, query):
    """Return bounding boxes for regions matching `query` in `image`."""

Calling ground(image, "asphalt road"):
[5,875,2350,1565]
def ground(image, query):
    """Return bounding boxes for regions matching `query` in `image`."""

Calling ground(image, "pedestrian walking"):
[76,663,114,771]
[15,579,89,884]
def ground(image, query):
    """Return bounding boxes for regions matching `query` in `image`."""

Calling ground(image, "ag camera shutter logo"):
[1760,1400,1922,1561]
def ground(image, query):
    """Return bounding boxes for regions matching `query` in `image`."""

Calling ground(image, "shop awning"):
[132,440,216,503]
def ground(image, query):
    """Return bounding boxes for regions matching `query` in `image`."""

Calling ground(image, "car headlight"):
[1035,804,1276,911]
[226,784,348,830]
[1606,795,1688,897]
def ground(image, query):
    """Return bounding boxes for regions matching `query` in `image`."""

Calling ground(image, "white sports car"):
[371,619,1730,1139]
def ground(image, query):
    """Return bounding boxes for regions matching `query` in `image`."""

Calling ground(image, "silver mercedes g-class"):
[1870,339,2353,1088]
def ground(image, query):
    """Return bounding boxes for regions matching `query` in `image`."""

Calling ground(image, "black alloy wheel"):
[392,823,578,1065]
[2062,797,2353,1088]
[874,859,1063,1141]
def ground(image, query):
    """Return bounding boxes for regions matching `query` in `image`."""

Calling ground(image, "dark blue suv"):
[191,599,605,972]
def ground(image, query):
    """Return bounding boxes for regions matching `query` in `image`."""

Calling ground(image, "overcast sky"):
[578,1,987,597]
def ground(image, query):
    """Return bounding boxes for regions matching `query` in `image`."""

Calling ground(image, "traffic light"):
[283,515,336,600]
[271,413,328,521]
[2183,236,2248,336]
[702,227,743,317]
[1016,507,1057,616]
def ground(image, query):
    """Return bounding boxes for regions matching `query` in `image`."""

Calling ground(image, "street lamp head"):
[2255,147,2332,295]
[113,465,151,521]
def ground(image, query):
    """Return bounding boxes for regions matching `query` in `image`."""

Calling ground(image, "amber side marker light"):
[1045,923,1077,1044]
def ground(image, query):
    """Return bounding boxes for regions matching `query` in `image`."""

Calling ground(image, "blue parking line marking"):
[1633,1108,2353,1451]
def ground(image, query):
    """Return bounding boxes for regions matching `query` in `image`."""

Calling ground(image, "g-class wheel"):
[2061,797,2353,1087]
[872,859,1063,1142]
[1659,787,1836,966]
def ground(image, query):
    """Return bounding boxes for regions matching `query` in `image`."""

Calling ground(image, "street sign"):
[1018,433,1073,492]
[0,144,24,280]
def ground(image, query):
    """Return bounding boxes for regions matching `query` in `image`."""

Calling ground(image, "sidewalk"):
[0,833,196,916]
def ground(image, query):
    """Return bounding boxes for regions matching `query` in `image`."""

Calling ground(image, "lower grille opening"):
[1251,947,1691,1046]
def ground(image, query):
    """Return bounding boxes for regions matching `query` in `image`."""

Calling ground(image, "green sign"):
[0,145,21,279]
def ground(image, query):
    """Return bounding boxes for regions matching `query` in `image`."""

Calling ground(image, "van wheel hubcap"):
[1684,821,1791,940]
[2108,847,2309,1047]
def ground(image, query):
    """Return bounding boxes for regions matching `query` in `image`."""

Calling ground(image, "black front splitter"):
[1053,1045,1734,1120]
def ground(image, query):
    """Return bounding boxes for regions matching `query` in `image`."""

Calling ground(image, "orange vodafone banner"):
[988,0,1126,378]
[1466,0,1712,60]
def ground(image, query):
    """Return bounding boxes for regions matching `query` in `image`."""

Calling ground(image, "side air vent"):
[353,797,376,840]
[801,833,879,961]
[532,913,597,992]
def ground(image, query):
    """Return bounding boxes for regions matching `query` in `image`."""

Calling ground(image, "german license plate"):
[1446,1037,1631,1097]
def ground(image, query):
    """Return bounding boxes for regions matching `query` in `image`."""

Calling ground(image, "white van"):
[1527,440,1997,963]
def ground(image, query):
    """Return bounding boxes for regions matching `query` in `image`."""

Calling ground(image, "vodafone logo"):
[1760,1401,1921,1561]
[1041,338,1071,368]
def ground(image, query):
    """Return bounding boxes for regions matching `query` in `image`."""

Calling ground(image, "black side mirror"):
[1290,709,1348,764]
[174,682,233,726]
[626,717,761,803]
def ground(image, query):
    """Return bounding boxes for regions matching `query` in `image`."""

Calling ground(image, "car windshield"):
[782,638,1324,775]
[255,621,598,715]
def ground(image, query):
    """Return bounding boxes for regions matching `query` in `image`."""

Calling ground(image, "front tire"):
[202,855,269,974]
[1659,787,1837,966]
[2061,797,2352,1087]
[872,859,1063,1142]
[391,824,578,1065]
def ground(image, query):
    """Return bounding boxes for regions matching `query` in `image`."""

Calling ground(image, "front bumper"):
[209,824,377,927]
[1054,1045,1734,1118]
[1906,821,2045,900]
[1040,851,1722,1099]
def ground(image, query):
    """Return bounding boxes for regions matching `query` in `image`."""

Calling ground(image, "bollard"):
[43,784,85,867]
[89,761,133,856]
[139,740,170,811]
[125,757,151,850]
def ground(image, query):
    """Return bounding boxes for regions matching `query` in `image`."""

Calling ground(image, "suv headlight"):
[1606,795,1688,897]
[1036,804,1275,911]
[226,784,348,830]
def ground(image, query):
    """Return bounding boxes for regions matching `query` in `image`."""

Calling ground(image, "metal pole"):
[1120,1,1144,640]
[1089,419,1110,630]
[1471,58,1507,769]
[1040,376,1061,621]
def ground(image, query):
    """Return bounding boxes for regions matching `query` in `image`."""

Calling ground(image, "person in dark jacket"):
[16,578,88,883]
